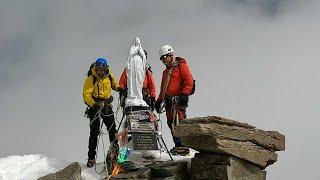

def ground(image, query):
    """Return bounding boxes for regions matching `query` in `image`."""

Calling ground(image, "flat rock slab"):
[191,153,266,180]
[176,122,285,151]
[175,115,285,169]
[184,116,255,129]
[180,136,277,169]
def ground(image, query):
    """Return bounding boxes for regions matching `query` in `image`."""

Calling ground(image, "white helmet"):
[159,45,174,57]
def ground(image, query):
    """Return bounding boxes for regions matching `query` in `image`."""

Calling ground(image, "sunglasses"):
[95,67,105,71]
[160,54,172,61]
[95,62,108,69]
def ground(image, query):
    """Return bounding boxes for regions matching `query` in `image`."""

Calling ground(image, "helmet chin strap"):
[171,56,176,63]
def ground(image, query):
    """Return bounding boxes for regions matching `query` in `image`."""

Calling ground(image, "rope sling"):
[158,61,184,133]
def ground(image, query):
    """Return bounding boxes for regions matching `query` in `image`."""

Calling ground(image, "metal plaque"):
[132,133,158,150]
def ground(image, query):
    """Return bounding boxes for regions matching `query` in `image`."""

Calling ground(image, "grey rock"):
[109,168,151,180]
[38,162,82,180]
[184,116,255,129]
[150,161,189,180]
[175,115,285,169]
[176,121,285,151]
[122,160,153,172]
[180,136,277,169]
[191,153,266,180]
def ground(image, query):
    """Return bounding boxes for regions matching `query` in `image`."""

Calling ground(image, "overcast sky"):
[1,0,319,179]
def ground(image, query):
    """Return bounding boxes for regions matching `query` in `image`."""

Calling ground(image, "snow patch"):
[0,154,104,180]
[0,154,59,180]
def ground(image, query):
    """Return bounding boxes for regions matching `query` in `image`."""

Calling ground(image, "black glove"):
[118,88,127,107]
[119,88,127,97]
[93,101,104,109]
[155,100,162,113]
[150,97,156,111]
[179,94,189,107]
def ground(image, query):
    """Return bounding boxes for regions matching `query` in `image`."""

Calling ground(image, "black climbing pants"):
[87,106,117,160]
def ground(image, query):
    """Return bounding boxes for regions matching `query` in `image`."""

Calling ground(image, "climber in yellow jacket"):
[82,57,120,168]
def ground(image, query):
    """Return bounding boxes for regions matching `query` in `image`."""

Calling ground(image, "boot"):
[86,159,95,168]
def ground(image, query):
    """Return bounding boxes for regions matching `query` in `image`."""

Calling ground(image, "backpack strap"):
[91,67,112,85]
[92,75,97,85]
[161,66,175,101]
[143,69,151,100]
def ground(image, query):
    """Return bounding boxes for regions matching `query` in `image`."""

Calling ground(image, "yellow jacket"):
[83,67,120,107]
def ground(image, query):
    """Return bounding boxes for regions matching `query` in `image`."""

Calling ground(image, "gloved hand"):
[93,101,104,109]
[155,100,162,113]
[118,88,126,108]
[118,88,127,97]
[179,94,189,107]
[150,97,156,111]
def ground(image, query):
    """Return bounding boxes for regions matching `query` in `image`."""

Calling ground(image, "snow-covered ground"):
[0,150,196,180]
[0,154,103,180]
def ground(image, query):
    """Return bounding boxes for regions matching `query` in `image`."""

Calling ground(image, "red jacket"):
[158,57,194,101]
[119,68,156,98]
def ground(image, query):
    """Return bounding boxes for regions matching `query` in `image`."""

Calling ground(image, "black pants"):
[87,106,117,160]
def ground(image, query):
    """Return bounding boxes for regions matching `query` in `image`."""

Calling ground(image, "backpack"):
[176,57,196,95]
[190,79,196,95]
